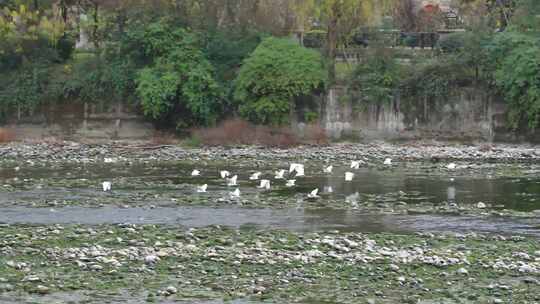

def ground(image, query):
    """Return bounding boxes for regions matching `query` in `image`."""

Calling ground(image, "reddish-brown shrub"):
[151,131,180,145]
[192,119,301,147]
[0,128,15,143]
[302,123,329,145]
[478,143,494,152]
[192,119,330,147]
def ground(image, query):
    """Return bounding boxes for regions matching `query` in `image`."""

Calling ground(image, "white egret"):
[227,175,238,186]
[384,158,392,165]
[275,169,286,179]
[345,172,355,182]
[191,170,201,176]
[102,181,112,192]
[230,188,241,198]
[285,180,296,187]
[258,179,271,190]
[250,172,262,180]
[197,184,208,193]
[104,158,117,164]
[294,166,305,177]
[324,165,333,173]
[351,161,361,170]
[447,163,457,170]
[324,186,333,193]
[289,163,301,173]
[307,188,319,199]
[220,170,230,179]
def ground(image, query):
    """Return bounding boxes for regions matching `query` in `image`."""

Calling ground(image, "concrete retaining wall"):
[301,86,538,143]
[3,102,153,141]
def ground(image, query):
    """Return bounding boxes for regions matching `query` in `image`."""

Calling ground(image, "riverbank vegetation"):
[0,0,539,132]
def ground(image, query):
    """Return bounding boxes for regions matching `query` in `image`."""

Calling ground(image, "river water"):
[0,161,539,236]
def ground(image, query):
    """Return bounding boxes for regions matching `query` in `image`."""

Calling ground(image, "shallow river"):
[0,161,539,236]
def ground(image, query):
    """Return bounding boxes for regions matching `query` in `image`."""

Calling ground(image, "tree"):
[234,37,327,125]
[486,31,540,130]
[321,0,363,81]
[393,0,416,31]
[132,22,222,128]
[302,0,393,82]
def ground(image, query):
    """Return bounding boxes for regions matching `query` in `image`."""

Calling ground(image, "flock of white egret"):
[101,159,459,199]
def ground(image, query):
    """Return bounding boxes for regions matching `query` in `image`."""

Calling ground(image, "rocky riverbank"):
[0,225,539,303]
[0,141,538,164]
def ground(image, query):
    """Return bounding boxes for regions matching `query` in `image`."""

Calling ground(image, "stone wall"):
[3,88,537,143]
[3,102,153,141]
[313,86,539,143]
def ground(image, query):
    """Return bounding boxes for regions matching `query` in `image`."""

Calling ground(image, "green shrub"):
[488,32,540,129]
[130,21,222,128]
[234,37,327,125]
[347,50,401,104]
[304,111,319,123]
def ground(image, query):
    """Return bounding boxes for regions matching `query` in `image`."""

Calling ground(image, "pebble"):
[165,286,177,295]
[35,285,50,294]
[144,255,160,264]
[477,202,487,209]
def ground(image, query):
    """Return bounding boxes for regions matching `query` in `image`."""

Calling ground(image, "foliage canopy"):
[234,37,327,125]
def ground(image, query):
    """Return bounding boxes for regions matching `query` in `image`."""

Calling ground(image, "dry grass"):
[192,119,316,147]
[0,128,15,143]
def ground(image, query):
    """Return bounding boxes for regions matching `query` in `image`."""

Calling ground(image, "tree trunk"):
[92,2,99,49]
[60,0,68,23]
[326,16,338,83]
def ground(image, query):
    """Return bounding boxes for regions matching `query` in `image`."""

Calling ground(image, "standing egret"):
[351,161,361,169]
[345,172,355,182]
[227,175,238,186]
[197,184,208,193]
[191,170,201,176]
[220,171,230,179]
[250,172,262,180]
[275,169,286,179]
[324,165,333,173]
[258,179,271,190]
[307,188,319,199]
[230,188,241,198]
[102,181,112,192]
[285,180,296,187]
[384,158,392,165]
[294,166,305,177]
[289,163,301,173]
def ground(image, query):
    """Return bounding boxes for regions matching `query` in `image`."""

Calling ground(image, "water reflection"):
[447,186,456,203]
